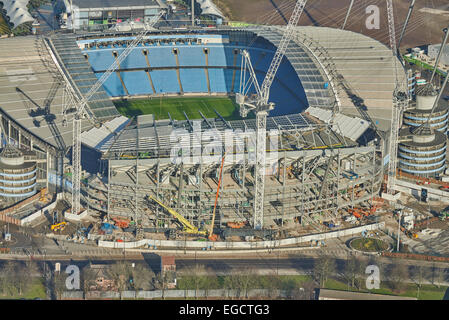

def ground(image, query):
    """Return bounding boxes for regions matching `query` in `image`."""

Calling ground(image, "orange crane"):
[209,153,226,241]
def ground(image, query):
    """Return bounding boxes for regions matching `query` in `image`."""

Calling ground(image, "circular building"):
[0,145,37,198]
[403,84,449,134]
[398,125,447,177]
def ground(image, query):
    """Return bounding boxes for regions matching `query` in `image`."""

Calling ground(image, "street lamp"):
[396,207,403,252]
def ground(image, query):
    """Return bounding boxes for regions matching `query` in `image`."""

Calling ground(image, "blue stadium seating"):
[180,69,208,93]
[122,71,153,95]
[150,70,180,94]
[96,72,126,97]
[87,50,116,70]
[84,37,309,115]
[147,47,177,67]
[207,46,227,66]
[177,46,205,67]
[208,68,227,93]
[119,49,148,69]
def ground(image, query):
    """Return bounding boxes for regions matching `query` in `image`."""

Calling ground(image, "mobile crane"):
[147,195,207,236]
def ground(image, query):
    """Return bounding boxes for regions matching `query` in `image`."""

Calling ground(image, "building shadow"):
[443,287,449,300]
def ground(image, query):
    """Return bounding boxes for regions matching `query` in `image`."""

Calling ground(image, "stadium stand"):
[97,72,127,97]
[121,71,153,95]
[208,68,228,93]
[150,70,180,94]
[79,31,310,115]
[179,69,208,93]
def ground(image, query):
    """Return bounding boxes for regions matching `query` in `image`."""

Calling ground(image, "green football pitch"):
[114,96,242,121]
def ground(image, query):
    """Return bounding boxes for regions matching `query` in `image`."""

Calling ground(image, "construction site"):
[0,0,448,253]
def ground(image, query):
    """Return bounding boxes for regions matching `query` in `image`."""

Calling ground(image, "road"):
[1,251,448,300]
[1,252,447,285]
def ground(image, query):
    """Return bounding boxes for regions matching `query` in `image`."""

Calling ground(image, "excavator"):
[51,222,67,232]
[50,211,67,232]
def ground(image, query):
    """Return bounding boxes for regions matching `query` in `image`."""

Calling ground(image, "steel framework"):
[238,0,308,230]
[67,12,163,214]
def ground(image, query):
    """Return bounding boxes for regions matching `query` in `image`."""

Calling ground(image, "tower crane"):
[237,0,308,230]
[386,0,409,195]
[67,12,163,215]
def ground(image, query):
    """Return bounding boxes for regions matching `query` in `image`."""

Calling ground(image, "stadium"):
[0,21,409,240]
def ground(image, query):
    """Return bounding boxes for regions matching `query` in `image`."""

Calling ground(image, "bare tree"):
[179,264,211,299]
[264,272,281,299]
[53,272,67,300]
[235,266,258,299]
[16,262,32,296]
[410,264,429,298]
[131,264,155,291]
[388,262,409,293]
[223,270,242,299]
[1,261,18,296]
[291,280,316,300]
[435,267,448,289]
[313,254,336,287]
[0,261,32,296]
[82,267,98,293]
[342,255,365,290]
[201,267,220,299]
[108,261,132,296]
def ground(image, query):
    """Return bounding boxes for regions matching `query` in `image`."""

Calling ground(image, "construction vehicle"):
[439,207,449,221]
[227,221,246,229]
[385,0,409,195]
[51,222,67,232]
[112,217,130,228]
[147,195,207,236]
[349,208,361,219]
[209,153,226,241]
[50,209,66,232]
[400,226,418,239]
[39,188,48,203]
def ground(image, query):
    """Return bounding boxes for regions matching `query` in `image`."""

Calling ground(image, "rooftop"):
[161,256,176,266]
[0,145,23,159]
[316,289,417,300]
[0,36,94,151]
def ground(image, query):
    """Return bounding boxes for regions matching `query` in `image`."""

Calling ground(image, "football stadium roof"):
[1,0,34,29]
